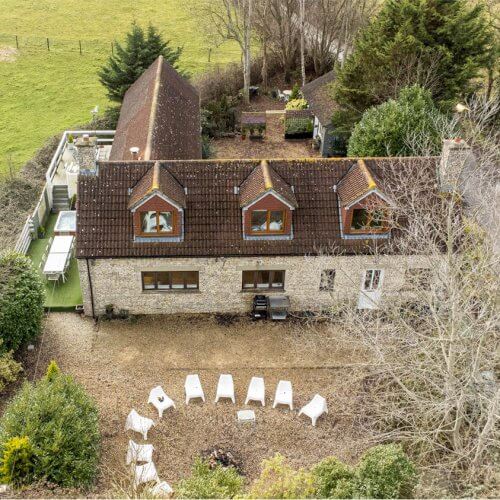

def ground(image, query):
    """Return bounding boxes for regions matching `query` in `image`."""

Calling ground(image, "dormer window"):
[141,211,174,234]
[239,160,297,240]
[251,210,285,234]
[350,208,386,232]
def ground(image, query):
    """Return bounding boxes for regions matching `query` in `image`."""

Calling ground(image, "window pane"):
[256,270,270,288]
[171,272,185,289]
[371,210,384,228]
[251,211,267,232]
[269,211,284,231]
[271,270,285,288]
[320,269,335,291]
[242,271,255,288]
[141,211,157,233]
[372,270,381,289]
[158,212,173,232]
[157,272,170,290]
[142,272,156,290]
[184,271,199,289]
[364,270,373,290]
[351,209,368,230]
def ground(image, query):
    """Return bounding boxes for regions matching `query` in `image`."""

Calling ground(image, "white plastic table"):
[50,235,74,254]
[43,253,68,274]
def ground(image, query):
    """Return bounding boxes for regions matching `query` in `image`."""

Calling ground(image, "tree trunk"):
[299,0,306,87]
[242,0,252,104]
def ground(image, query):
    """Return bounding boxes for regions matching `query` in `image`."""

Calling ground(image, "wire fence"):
[0,31,242,62]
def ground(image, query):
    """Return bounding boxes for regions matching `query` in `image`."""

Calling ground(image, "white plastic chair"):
[215,374,235,403]
[299,394,328,426]
[185,374,205,404]
[273,380,293,410]
[125,409,155,440]
[126,440,154,465]
[134,461,159,487]
[148,386,176,418]
[245,376,265,406]
[150,481,173,497]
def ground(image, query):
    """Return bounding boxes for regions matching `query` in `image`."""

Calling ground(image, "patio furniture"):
[148,386,175,418]
[42,235,74,282]
[134,462,160,487]
[125,409,154,440]
[150,481,173,497]
[299,394,328,426]
[185,374,205,404]
[237,409,256,423]
[126,440,154,465]
[215,374,235,403]
[245,376,265,406]
[273,380,293,410]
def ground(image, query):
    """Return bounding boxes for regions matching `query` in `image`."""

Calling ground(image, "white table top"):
[43,253,68,274]
[50,235,74,254]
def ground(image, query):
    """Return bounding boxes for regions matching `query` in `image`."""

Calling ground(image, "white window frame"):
[362,269,383,291]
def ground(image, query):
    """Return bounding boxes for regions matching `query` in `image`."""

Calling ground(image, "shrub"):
[0,252,45,352]
[284,118,314,137]
[0,346,22,393]
[354,444,417,499]
[249,453,315,499]
[0,362,100,489]
[0,436,35,486]
[285,98,308,110]
[176,457,244,499]
[289,83,301,100]
[201,95,238,138]
[311,456,355,498]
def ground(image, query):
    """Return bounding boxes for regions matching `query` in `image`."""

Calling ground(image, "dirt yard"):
[25,313,371,494]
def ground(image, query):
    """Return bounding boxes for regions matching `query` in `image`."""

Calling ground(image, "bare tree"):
[204,0,253,103]
[299,0,306,86]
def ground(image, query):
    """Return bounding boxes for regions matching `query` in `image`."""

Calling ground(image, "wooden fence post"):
[79,40,82,55]
[46,37,50,51]
[111,42,114,54]
[15,35,19,49]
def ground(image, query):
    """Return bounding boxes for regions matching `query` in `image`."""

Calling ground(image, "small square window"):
[320,269,336,291]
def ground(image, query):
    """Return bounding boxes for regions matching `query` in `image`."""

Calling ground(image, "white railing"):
[14,130,115,255]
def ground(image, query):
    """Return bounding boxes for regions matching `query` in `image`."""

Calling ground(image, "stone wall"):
[77,254,432,316]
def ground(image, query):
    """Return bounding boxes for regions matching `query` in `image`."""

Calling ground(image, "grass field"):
[0,0,241,174]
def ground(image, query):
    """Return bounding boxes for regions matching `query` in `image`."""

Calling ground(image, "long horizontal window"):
[242,270,285,290]
[142,271,198,291]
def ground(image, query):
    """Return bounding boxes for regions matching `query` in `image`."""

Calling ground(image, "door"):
[358,269,384,309]
[313,116,320,139]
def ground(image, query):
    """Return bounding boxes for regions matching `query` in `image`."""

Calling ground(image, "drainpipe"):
[86,258,96,322]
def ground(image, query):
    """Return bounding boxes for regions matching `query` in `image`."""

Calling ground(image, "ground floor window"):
[142,271,199,291]
[242,270,285,290]
[320,269,336,291]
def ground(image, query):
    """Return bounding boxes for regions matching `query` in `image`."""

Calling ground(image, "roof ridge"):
[144,56,163,160]
[358,159,377,190]
[261,160,273,190]
[151,161,160,191]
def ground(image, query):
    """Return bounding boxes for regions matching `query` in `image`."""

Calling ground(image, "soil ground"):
[22,312,371,495]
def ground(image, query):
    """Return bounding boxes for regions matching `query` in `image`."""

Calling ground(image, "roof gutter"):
[86,258,97,322]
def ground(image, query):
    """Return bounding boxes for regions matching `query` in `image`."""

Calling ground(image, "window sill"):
[241,288,286,293]
[142,289,201,294]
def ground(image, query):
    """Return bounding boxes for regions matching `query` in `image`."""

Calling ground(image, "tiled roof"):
[241,112,266,126]
[239,160,298,208]
[128,161,186,209]
[109,56,202,161]
[76,157,438,259]
[301,70,336,125]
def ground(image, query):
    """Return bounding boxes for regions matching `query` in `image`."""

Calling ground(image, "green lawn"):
[28,213,82,310]
[0,0,241,173]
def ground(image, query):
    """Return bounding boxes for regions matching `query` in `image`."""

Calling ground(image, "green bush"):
[0,436,35,486]
[0,346,22,393]
[354,444,417,499]
[201,95,238,138]
[248,453,315,499]
[285,98,308,110]
[311,456,355,498]
[290,83,301,100]
[0,253,45,353]
[347,85,447,157]
[285,118,314,136]
[0,362,100,489]
[176,457,244,499]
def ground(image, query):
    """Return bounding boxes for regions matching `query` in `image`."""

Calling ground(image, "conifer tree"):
[99,22,184,102]
[331,0,493,131]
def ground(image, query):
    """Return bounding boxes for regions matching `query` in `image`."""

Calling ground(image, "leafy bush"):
[284,118,314,137]
[0,436,35,486]
[0,346,22,393]
[0,253,45,353]
[285,98,308,110]
[354,444,417,499]
[0,362,100,488]
[347,85,448,157]
[176,457,244,499]
[311,456,355,498]
[289,83,301,100]
[201,95,238,138]
[249,453,315,499]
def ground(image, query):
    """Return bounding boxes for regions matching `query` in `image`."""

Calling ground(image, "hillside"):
[0,0,240,174]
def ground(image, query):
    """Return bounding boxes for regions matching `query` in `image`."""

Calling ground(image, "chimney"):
[130,146,140,160]
[438,138,475,193]
[74,134,97,173]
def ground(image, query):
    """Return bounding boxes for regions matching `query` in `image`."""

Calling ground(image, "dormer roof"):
[239,160,298,209]
[337,159,393,208]
[128,161,186,210]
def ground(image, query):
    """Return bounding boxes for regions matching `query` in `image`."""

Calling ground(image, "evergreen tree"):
[331,0,493,131]
[99,22,184,102]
